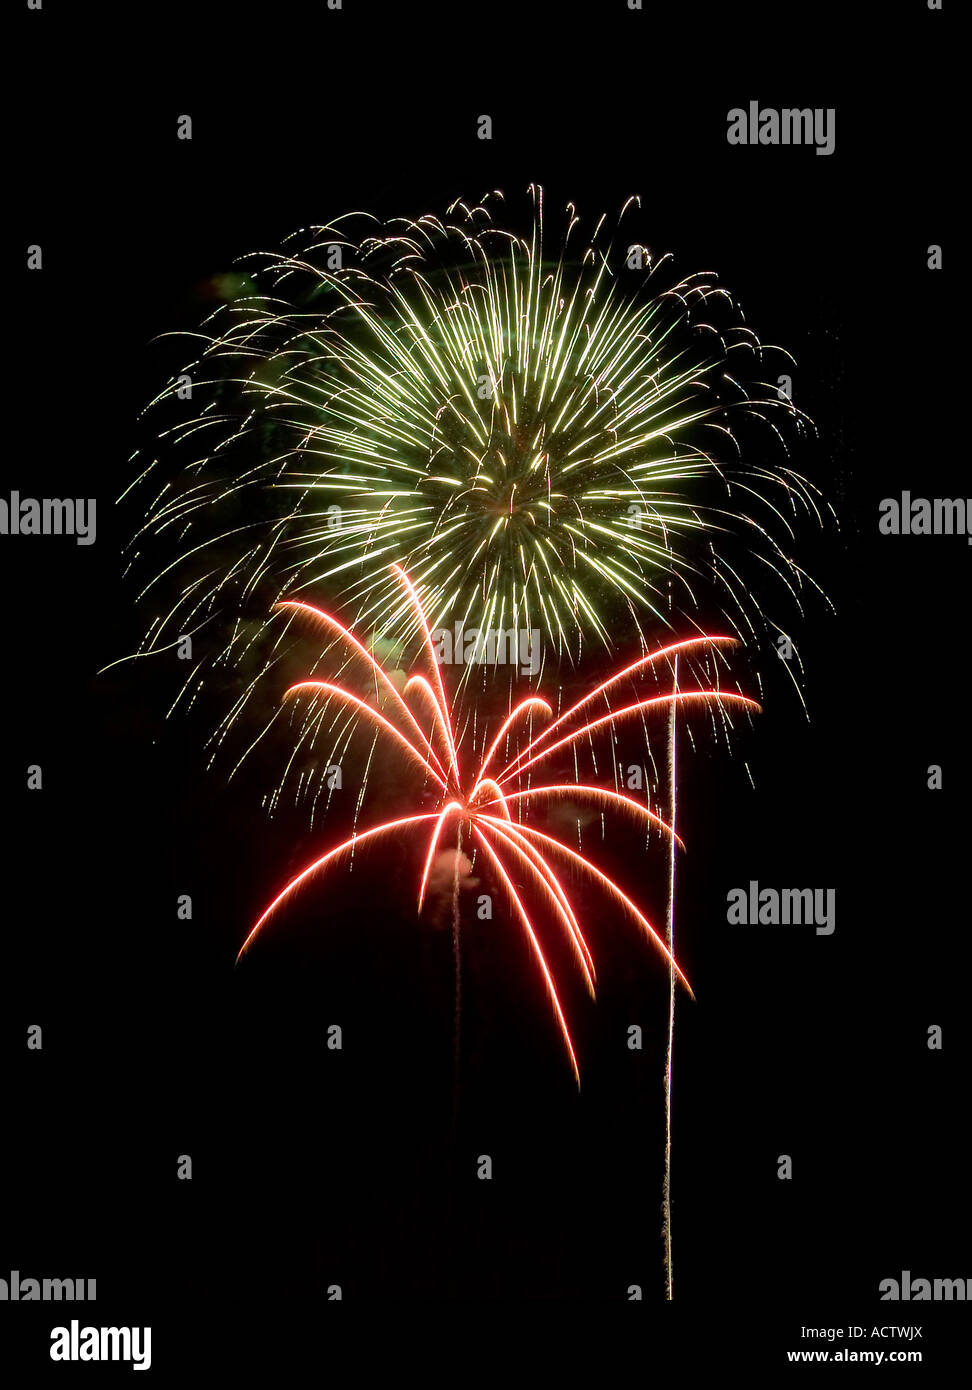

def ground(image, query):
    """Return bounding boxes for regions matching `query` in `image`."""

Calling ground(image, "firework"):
[118,189,832,1297]
[237,565,758,1082]
[121,187,828,788]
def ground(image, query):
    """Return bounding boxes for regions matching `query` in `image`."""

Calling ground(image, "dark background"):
[4,0,966,1375]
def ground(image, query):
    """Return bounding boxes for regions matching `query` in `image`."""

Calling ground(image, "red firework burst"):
[238,565,758,1083]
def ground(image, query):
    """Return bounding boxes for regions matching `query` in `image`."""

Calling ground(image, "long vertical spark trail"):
[663,653,678,1300]
[451,822,463,1137]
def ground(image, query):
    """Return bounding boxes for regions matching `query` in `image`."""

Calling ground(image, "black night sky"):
[4,0,966,1378]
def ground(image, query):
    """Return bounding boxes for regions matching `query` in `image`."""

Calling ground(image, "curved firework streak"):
[238,566,757,1083]
[120,187,830,800]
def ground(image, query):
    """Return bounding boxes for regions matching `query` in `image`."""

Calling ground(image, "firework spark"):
[121,187,827,799]
[237,565,758,1082]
